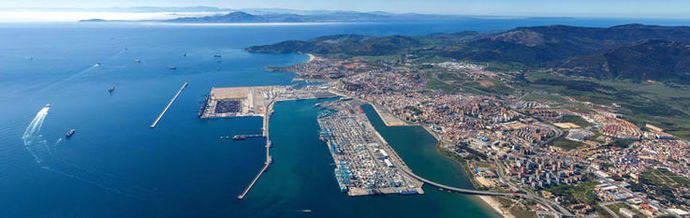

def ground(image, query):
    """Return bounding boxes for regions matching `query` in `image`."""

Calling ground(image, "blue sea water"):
[1,18,689,217]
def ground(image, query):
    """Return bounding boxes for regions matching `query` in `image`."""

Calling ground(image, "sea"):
[1,18,689,217]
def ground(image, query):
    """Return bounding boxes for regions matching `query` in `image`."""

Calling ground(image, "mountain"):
[556,39,690,81]
[168,12,268,22]
[166,11,395,23]
[442,24,690,67]
[247,34,425,56]
[247,24,690,83]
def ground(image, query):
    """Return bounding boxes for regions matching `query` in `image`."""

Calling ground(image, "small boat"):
[45,104,51,108]
[182,52,187,57]
[65,129,76,138]
[169,65,177,70]
[133,58,141,63]
[108,86,115,93]
[213,54,221,58]
[94,63,101,67]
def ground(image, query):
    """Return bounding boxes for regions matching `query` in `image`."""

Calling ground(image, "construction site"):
[317,99,424,196]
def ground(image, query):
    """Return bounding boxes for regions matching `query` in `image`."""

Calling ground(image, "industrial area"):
[198,83,337,199]
[317,99,424,196]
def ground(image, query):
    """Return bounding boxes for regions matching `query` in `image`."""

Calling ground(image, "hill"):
[556,39,690,82]
[443,24,690,67]
[247,24,690,82]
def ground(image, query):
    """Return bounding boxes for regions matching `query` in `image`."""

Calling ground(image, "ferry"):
[65,129,76,138]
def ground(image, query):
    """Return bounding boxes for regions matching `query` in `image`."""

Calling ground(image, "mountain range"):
[247,24,690,83]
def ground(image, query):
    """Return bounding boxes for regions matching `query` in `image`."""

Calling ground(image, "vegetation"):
[635,168,689,206]
[552,136,585,151]
[544,179,599,206]
[559,115,592,127]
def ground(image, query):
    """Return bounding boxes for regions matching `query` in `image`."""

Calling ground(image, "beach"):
[480,196,515,218]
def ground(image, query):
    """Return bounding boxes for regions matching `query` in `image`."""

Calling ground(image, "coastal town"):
[267,54,690,217]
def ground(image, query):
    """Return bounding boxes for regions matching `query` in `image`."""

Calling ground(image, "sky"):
[1,0,690,18]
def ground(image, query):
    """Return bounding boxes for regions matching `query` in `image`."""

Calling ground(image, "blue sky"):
[3,0,690,18]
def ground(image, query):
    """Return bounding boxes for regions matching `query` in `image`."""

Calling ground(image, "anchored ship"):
[65,129,76,138]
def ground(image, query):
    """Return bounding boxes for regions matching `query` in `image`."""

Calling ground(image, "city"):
[272,54,690,217]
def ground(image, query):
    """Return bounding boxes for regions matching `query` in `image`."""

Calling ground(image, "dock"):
[237,101,274,200]
[150,82,188,128]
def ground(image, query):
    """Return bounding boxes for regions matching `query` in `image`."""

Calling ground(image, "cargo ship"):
[65,129,75,138]
[232,135,246,141]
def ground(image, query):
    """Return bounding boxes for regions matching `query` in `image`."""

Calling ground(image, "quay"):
[237,101,274,200]
[150,82,187,128]
[197,85,333,199]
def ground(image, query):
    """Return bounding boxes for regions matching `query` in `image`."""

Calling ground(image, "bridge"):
[400,167,572,216]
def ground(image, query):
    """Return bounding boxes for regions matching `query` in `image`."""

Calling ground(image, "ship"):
[232,135,246,141]
[45,104,50,108]
[133,58,141,63]
[213,54,222,58]
[65,129,75,138]
[168,65,177,70]
[107,86,115,93]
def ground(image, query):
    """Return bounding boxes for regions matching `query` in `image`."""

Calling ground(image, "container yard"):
[317,99,424,196]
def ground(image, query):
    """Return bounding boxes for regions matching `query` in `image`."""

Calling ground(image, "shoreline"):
[479,196,516,218]
[295,54,511,217]
[365,100,513,218]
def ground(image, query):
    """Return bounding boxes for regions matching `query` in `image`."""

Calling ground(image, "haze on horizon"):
[2,0,690,19]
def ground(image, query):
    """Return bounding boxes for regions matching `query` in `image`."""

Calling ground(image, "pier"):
[150,82,188,128]
[237,101,274,200]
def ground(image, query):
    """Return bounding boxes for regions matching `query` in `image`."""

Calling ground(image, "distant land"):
[76,9,532,23]
[248,24,690,83]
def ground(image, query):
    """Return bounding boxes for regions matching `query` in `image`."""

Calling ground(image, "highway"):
[397,159,573,216]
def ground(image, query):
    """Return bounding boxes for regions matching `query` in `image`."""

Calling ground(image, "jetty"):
[197,85,334,199]
[150,82,188,128]
[237,101,274,200]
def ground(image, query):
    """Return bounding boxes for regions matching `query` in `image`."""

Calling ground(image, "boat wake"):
[36,48,127,93]
[22,105,156,199]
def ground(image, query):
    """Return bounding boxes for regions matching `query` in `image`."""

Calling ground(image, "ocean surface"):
[1,18,689,217]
